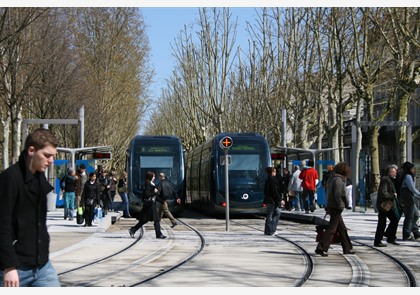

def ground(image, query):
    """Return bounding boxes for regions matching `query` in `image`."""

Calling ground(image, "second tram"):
[185,132,271,216]
[126,135,185,216]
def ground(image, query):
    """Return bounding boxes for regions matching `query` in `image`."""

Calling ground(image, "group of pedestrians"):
[128,171,181,239]
[59,163,133,226]
[267,158,420,257]
[264,160,355,256]
[264,160,321,236]
[374,161,420,246]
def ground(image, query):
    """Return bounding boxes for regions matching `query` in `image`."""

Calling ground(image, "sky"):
[141,7,258,100]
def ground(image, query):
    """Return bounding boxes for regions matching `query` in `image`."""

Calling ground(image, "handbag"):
[380,199,393,212]
[399,187,414,206]
[76,207,84,224]
[315,213,340,244]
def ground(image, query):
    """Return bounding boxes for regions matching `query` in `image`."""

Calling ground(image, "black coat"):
[0,152,53,269]
[157,178,177,201]
[82,181,100,207]
[377,175,396,212]
[263,175,282,206]
[138,182,160,222]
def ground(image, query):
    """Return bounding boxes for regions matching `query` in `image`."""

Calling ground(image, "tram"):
[185,132,271,216]
[126,135,185,216]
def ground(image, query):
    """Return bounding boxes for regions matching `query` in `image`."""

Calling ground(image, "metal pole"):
[281,109,286,147]
[351,124,357,212]
[225,149,230,231]
[80,105,85,148]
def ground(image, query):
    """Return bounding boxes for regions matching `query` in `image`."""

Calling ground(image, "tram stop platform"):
[46,203,381,236]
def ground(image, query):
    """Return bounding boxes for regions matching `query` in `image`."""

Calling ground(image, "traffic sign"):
[219,136,233,149]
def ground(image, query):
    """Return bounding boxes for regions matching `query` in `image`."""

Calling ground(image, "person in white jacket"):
[288,165,304,211]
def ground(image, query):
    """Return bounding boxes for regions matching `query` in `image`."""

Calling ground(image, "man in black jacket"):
[157,172,180,228]
[0,128,61,287]
[373,165,400,247]
[263,167,283,236]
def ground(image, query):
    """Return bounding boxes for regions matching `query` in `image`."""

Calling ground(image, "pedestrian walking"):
[287,165,304,211]
[263,167,283,236]
[157,172,180,228]
[81,172,101,227]
[108,168,118,211]
[61,167,78,221]
[0,128,61,287]
[373,165,400,247]
[315,162,354,257]
[398,161,420,240]
[128,171,166,239]
[117,171,131,218]
[299,159,319,213]
[76,163,88,208]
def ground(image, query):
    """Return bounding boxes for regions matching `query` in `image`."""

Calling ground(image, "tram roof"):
[271,146,349,162]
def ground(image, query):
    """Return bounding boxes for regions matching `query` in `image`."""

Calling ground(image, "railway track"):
[50,209,418,287]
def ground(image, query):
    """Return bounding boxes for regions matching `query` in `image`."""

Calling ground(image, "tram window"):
[229,155,259,170]
[140,156,173,168]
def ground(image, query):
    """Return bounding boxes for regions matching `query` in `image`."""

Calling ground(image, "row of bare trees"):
[0,7,152,172]
[146,7,419,192]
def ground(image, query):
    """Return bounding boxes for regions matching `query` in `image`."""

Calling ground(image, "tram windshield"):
[218,142,268,190]
[131,142,182,194]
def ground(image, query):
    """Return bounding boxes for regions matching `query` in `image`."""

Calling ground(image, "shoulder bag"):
[315,213,340,244]
[399,187,414,207]
[379,199,393,212]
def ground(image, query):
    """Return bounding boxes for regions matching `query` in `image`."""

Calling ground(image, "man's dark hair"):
[307,160,314,167]
[24,128,59,151]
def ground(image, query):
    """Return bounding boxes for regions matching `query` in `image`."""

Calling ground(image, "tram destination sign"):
[140,146,171,153]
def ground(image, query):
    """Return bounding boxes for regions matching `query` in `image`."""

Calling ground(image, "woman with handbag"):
[128,171,166,239]
[373,165,400,247]
[315,162,354,257]
[399,162,420,241]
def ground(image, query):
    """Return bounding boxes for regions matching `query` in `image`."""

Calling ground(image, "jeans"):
[264,202,281,235]
[118,191,130,216]
[302,189,316,212]
[109,190,116,210]
[293,191,302,211]
[0,261,60,287]
[64,191,75,220]
[402,203,420,239]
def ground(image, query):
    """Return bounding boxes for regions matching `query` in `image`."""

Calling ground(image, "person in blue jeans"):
[62,167,78,221]
[399,161,420,240]
[117,171,131,218]
[0,128,61,287]
[263,167,283,236]
[288,165,303,211]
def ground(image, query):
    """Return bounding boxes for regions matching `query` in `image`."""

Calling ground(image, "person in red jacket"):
[299,159,319,213]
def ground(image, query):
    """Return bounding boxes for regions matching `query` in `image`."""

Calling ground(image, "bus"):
[126,135,185,216]
[185,132,271,216]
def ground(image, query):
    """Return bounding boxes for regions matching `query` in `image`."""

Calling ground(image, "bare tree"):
[347,7,395,192]
[0,8,48,168]
[153,8,238,149]
[369,7,420,162]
